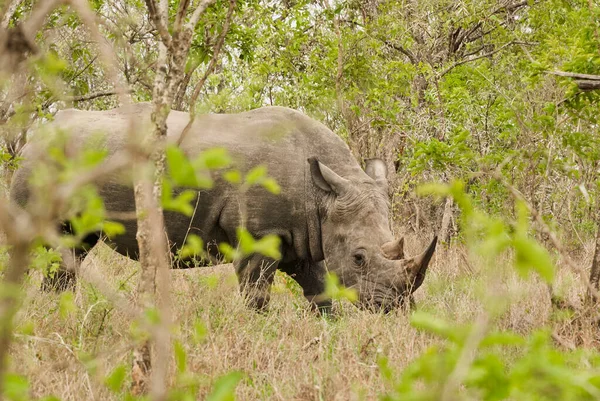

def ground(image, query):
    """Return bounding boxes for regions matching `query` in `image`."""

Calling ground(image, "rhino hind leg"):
[41,225,100,292]
[235,254,278,311]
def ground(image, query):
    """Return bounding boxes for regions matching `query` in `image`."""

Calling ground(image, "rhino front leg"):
[235,254,278,311]
[42,227,99,292]
[279,260,331,314]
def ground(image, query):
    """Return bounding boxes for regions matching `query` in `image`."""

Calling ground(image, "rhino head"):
[309,158,437,312]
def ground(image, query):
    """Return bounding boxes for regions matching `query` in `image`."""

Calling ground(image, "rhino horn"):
[365,158,388,188]
[406,236,437,291]
[381,237,404,260]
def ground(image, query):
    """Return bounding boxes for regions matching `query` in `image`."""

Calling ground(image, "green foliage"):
[324,273,358,303]
[206,372,244,401]
[380,312,600,401]
[2,373,29,401]
[419,181,555,282]
[219,227,281,261]
[104,364,127,393]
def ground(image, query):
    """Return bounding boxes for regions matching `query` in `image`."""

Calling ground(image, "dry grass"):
[6,236,597,400]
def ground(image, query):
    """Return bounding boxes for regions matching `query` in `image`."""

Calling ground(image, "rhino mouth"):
[361,288,403,313]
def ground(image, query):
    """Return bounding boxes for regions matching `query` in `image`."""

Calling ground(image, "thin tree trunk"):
[440,197,454,244]
[587,225,600,304]
[0,242,29,396]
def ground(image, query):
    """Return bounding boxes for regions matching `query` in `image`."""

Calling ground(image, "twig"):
[143,0,171,48]
[545,70,600,81]
[438,41,516,77]
[66,0,132,106]
[176,0,236,146]
[490,170,600,302]
[186,0,216,31]
[440,314,489,401]
[67,90,127,102]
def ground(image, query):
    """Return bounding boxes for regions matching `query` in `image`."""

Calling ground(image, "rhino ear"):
[308,157,349,195]
[382,237,404,260]
[365,158,388,188]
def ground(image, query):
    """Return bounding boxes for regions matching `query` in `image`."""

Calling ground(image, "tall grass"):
[7,236,594,400]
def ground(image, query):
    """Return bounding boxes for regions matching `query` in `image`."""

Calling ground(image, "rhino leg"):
[42,225,99,292]
[279,260,331,314]
[235,254,278,311]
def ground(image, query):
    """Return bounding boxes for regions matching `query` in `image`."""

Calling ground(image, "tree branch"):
[383,39,417,64]
[144,0,172,48]
[0,0,20,30]
[186,0,216,32]
[69,90,127,102]
[177,0,235,146]
[546,70,600,81]
[439,41,515,77]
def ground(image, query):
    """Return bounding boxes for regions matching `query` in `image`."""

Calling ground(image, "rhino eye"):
[353,251,367,267]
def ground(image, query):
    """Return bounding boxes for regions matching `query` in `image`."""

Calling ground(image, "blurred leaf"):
[324,273,357,303]
[166,145,199,187]
[206,371,243,401]
[174,341,187,373]
[59,292,76,319]
[3,373,29,401]
[161,179,197,217]
[244,165,267,185]
[195,148,232,170]
[223,169,242,184]
[104,364,127,393]
[179,234,204,259]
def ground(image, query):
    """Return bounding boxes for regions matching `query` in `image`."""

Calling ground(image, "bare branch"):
[383,40,417,64]
[69,90,126,102]
[546,70,600,81]
[144,0,172,48]
[177,0,236,146]
[66,0,132,106]
[490,170,600,302]
[0,0,63,73]
[186,0,216,31]
[0,0,20,30]
[439,41,516,77]
[174,0,192,33]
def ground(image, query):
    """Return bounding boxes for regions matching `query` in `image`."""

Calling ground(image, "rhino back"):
[12,104,363,262]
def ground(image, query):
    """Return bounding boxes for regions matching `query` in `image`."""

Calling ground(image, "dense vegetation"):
[1,0,599,400]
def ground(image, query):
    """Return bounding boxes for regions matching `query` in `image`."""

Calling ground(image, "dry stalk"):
[490,170,600,304]
[440,313,490,401]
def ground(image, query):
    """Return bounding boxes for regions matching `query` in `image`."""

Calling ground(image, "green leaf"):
[236,227,255,255]
[174,341,187,373]
[512,234,555,283]
[161,179,197,217]
[410,311,468,343]
[102,221,126,238]
[206,371,243,401]
[195,148,232,170]
[192,319,208,344]
[223,169,242,185]
[244,165,267,185]
[324,273,357,303]
[3,373,29,401]
[104,364,127,393]
[179,234,204,259]
[261,177,281,194]
[252,234,282,259]
[219,242,242,262]
[218,243,240,262]
[59,292,76,319]
[166,145,198,187]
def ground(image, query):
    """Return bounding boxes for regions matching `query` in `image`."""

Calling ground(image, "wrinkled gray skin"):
[11,103,436,312]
